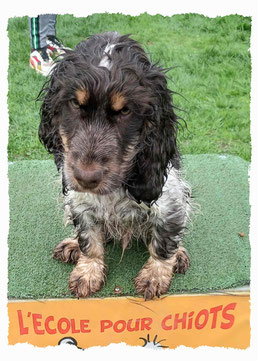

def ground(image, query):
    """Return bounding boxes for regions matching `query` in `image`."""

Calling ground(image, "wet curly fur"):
[38,32,191,300]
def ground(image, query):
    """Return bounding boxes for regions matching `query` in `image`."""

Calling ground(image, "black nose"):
[73,168,103,189]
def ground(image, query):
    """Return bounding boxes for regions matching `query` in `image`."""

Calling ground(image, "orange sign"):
[8,293,250,349]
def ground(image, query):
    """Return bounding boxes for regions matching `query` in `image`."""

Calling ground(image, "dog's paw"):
[134,257,173,301]
[68,256,106,298]
[53,238,81,264]
[134,276,163,301]
[174,246,190,274]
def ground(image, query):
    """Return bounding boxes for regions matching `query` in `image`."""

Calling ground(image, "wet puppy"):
[38,32,191,300]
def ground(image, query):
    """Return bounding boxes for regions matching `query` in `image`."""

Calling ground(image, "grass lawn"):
[7,13,251,162]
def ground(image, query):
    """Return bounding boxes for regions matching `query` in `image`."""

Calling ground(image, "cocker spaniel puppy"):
[38,32,191,300]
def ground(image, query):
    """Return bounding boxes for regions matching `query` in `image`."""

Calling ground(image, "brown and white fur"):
[38,32,191,300]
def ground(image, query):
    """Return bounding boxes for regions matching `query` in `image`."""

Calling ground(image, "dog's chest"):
[65,190,152,240]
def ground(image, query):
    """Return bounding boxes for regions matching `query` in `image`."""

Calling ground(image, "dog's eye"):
[120,107,131,116]
[70,99,80,109]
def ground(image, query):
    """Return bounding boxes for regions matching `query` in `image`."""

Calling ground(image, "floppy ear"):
[126,67,180,206]
[38,68,64,169]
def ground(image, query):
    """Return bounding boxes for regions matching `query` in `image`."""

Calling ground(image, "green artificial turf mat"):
[8,154,250,299]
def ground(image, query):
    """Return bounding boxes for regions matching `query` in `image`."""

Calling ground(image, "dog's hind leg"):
[173,245,190,274]
[52,237,81,264]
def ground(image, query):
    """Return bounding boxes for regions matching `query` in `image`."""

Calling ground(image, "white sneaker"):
[29,46,56,76]
[46,35,71,58]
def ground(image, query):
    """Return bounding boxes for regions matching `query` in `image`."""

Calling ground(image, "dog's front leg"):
[134,225,190,300]
[68,227,106,298]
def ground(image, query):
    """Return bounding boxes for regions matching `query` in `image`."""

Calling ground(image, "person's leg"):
[29,15,55,49]
[29,16,41,50]
[45,15,71,57]
[28,15,55,76]
[46,14,57,37]
[37,14,56,48]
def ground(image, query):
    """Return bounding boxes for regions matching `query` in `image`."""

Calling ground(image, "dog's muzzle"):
[73,167,104,190]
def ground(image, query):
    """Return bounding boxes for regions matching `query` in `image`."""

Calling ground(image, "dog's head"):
[39,33,180,205]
